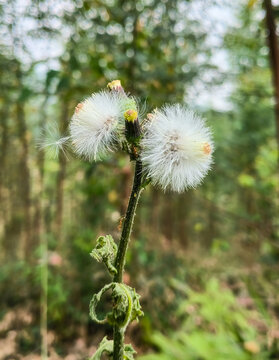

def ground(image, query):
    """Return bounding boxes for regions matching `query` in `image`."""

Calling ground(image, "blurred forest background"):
[0,0,279,359]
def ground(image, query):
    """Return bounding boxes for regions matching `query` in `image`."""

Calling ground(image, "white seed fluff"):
[70,91,123,160]
[141,104,214,192]
[38,122,70,159]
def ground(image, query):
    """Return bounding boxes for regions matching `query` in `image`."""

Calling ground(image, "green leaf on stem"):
[88,336,113,359]
[89,283,114,324]
[89,283,144,328]
[88,337,136,360]
[90,235,118,275]
[123,343,137,360]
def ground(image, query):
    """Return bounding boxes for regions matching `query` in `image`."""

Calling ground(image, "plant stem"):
[113,159,143,360]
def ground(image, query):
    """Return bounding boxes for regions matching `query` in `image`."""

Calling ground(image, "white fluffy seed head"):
[70,91,124,161]
[38,122,70,159]
[141,104,214,192]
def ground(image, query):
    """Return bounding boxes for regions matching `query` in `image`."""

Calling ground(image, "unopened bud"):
[107,79,122,90]
[124,109,141,144]
[124,109,138,122]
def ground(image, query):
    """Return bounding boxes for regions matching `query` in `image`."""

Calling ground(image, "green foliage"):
[123,344,137,360]
[89,336,136,360]
[139,279,269,360]
[89,282,143,329]
[91,235,118,276]
[47,272,70,322]
[0,261,34,305]
[89,336,113,359]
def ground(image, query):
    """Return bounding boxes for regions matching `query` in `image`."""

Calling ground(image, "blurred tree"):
[15,62,32,258]
[263,0,279,164]
[223,2,277,244]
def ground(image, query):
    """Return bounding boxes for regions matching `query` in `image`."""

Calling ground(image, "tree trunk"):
[264,0,279,166]
[16,100,32,258]
[0,106,9,241]
[33,96,48,250]
[15,67,32,259]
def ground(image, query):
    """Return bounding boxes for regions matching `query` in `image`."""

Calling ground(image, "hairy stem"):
[113,159,143,360]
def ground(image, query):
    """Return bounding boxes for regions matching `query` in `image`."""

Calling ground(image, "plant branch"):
[113,159,144,360]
